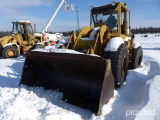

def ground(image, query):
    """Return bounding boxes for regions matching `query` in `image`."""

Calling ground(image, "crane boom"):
[42,0,66,33]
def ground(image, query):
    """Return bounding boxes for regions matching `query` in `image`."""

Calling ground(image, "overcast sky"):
[0,0,160,32]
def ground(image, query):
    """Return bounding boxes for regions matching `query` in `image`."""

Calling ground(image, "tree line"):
[0,27,160,38]
[131,27,160,34]
[0,31,11,38]
[61,27,160,36]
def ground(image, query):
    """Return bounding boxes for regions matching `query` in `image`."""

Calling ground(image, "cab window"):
[27,24,33,34]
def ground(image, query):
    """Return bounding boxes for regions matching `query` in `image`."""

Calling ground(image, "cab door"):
[17,22,29,46]
[17,22,34,53]
[19,22,35,45]
[26,23,35,43]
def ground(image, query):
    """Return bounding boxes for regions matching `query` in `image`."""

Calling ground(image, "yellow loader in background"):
[0,21,44,58]
[0,0,74,59]
[20,2,143,115]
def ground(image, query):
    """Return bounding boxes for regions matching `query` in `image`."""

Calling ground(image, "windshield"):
[92,12,118,30]
[91,5,118,29]
[92,13,117,23]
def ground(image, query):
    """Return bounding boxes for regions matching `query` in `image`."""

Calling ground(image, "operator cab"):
[91,2,131,37]
[12,21,34,40]
[91,4,118,30]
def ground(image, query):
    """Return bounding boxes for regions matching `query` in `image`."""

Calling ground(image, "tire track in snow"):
[96,56,160,120]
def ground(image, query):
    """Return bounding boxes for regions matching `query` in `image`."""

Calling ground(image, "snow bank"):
[0,57,92,119]
[92,57,160,120]
[135,75,160,120]
[0,33,160,120]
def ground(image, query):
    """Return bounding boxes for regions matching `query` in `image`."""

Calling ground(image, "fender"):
[2,43,20,48]
[105,37,124,52]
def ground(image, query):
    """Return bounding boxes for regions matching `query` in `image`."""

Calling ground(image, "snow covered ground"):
[0,34,160,120]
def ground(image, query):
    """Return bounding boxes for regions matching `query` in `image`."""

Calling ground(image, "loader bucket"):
[20,51,114,115]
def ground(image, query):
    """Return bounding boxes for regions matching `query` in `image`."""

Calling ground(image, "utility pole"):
[75,6,80,31]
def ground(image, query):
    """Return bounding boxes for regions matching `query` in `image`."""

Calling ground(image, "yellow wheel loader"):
[20,2,143,115]
[0,21,44,58]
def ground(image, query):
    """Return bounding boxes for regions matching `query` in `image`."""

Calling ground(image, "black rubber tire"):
[30,44,44,50]
[128,46,143,69]
[105,44,129,88]
[2,46,19,59]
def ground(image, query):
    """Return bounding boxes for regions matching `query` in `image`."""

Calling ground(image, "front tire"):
[105,44,129,88]
[2,46,19,59]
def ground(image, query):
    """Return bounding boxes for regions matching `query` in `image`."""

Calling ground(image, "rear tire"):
[128,46,143,69]
[2,46,19,59]
[105,44,129,88]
